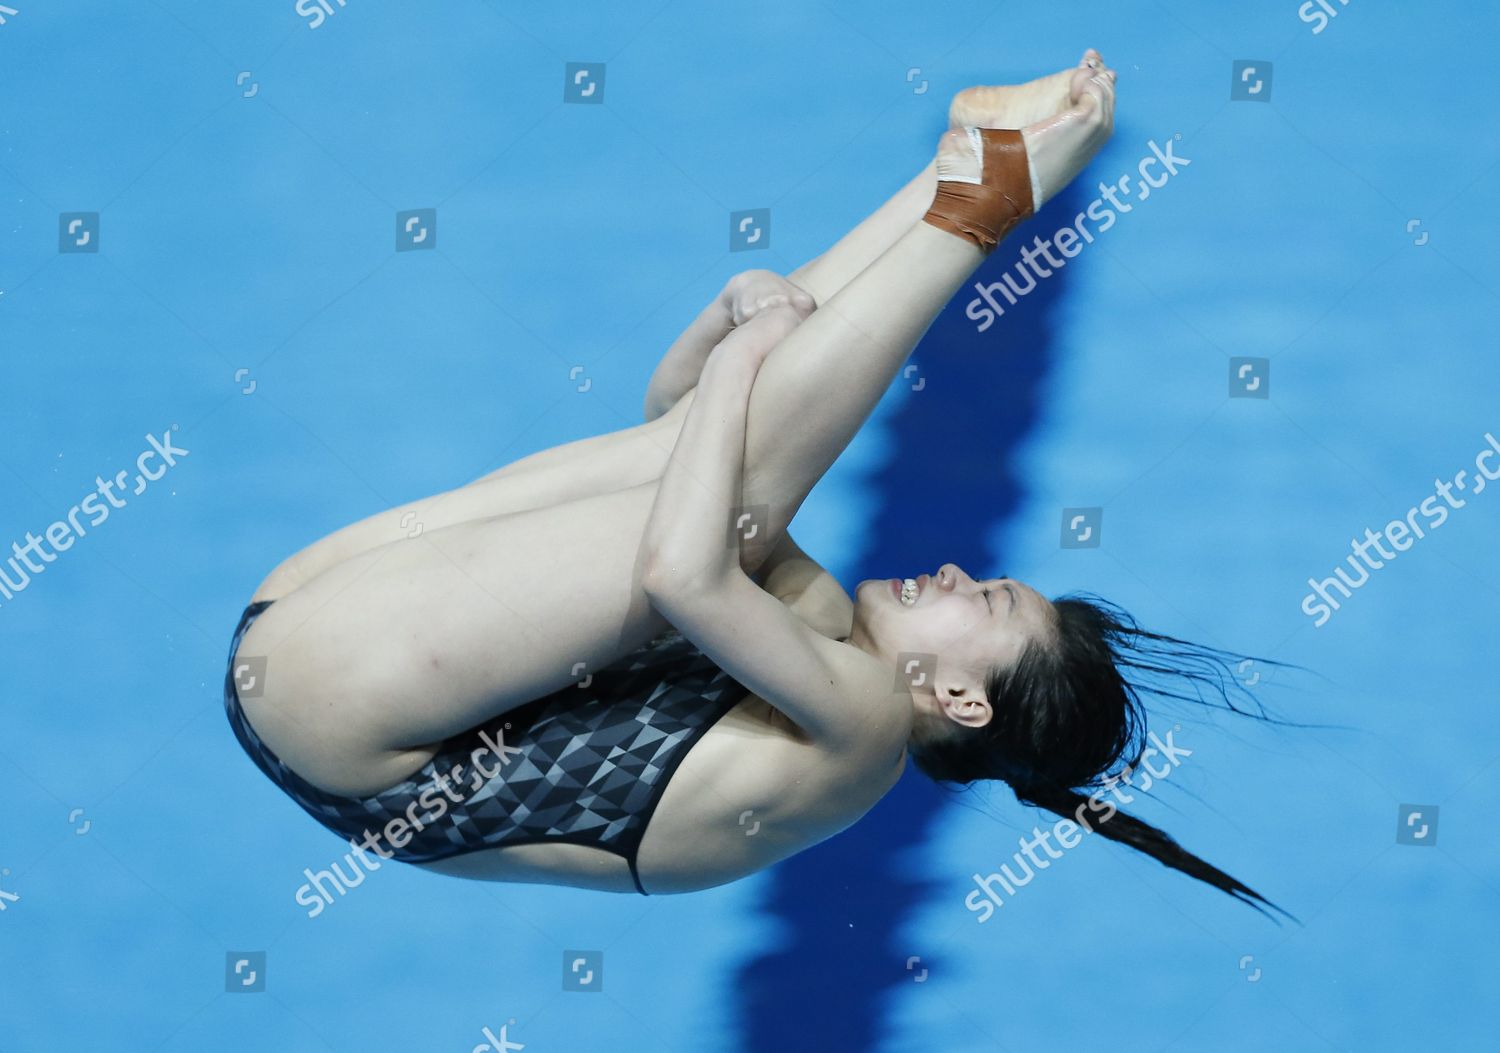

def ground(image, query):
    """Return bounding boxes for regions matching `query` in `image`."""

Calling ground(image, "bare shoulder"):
[817,635,913,754]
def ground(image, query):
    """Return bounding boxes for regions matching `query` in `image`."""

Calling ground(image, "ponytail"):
[1020,782,1298,923]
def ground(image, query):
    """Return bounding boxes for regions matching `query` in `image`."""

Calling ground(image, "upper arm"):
[643,566,899,750]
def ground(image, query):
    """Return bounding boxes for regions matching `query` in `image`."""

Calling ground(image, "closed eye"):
[986,584,1017,616]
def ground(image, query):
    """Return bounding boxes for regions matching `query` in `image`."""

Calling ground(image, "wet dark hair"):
[908,592,1301,922]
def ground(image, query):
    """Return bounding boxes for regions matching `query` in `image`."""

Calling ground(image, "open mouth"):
[890,575,927,605]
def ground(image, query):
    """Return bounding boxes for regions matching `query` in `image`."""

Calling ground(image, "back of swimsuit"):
[222,600,748,894]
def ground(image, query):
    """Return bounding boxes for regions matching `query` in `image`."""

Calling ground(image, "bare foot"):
[1018,56,1115,209]
[949,49,1116,131]
[935,56,1115,212]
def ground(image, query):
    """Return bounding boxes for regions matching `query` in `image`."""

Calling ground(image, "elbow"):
[639,559,670,597]
[640,554,689,598]
[640,553,726,600]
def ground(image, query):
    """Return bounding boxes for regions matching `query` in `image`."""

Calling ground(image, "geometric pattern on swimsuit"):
[223,600,748,894]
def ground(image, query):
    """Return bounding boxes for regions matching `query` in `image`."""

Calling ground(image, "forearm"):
[640,322,771,590]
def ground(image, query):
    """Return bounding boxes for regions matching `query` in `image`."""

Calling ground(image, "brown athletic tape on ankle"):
[922,128,1034,255]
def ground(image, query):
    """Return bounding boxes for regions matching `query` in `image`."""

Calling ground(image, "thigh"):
[251,391,696,604]
[237,479,676,795]
[466,387,696,488]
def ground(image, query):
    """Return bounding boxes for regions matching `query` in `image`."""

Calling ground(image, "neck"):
[839,619,878,656]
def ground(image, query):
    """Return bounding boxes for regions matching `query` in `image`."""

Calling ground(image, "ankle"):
[921,128,1035,255]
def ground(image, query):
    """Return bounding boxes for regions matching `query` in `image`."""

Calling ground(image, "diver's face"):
[851,563,1053,683]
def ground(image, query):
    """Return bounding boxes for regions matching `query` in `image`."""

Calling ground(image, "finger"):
[1075,76,1112,126]
[1068,65,1094,105]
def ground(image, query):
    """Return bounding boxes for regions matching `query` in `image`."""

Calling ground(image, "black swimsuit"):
[222,600,748,894]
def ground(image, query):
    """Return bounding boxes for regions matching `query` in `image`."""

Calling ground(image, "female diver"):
[225,49,1291,917]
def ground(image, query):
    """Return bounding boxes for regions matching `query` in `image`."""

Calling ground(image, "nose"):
[937,563,1005,590]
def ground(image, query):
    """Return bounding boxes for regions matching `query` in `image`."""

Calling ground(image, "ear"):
[935,670,993,730]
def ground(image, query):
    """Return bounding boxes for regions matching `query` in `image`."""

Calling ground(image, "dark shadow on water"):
[733,186,1085,1053]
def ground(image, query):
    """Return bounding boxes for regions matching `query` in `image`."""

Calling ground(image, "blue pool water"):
[2,2,1495,1049]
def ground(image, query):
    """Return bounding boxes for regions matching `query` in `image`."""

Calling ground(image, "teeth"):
[900,577,918,606]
